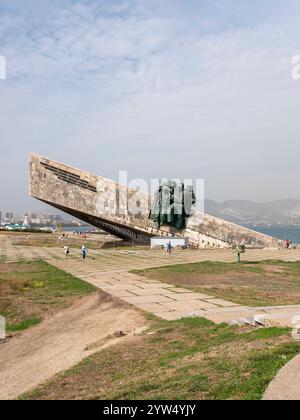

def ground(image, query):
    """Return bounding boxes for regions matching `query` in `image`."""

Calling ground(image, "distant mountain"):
[205,199,300,226]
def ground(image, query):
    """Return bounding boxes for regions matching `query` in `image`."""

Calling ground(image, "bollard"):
[0,315,6,340]
[232,245,246,264]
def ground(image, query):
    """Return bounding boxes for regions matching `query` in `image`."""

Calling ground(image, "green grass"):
[0,260,96,332]
[208,342,300,400]
[7,316,42,332]
[132,260,300,307]
[133,260,264,275]
[20,317,300,400]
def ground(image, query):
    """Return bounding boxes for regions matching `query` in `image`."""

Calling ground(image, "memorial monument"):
[29,153,281,249]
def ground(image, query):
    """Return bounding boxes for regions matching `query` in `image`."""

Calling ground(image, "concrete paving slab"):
[205,311,259,324]
[205,298,241,307]
[156,309,208,321]
[105,290,137,298]
[256,305,300,314]
[126,288,176,296]
[162,300,218,311]
[168,287,194,293]
[99,285,141,291]
[204,306,255,314]
[254,313,298,328]
[122,295,174,305]
[140,283,176,289]
[170,293,214,301]
[134,303,175,313]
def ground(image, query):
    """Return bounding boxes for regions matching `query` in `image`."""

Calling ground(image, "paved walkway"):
[51,267,242,320]
[2,234,300,323]
[49,259,300,324]
[3,234,300,265]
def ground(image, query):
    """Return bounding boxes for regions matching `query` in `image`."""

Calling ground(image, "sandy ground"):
[0,292,146,400]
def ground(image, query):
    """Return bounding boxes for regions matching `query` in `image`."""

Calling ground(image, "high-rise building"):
[5,212,14,222]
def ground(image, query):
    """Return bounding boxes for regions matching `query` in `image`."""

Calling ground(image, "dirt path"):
[0,292,146,400]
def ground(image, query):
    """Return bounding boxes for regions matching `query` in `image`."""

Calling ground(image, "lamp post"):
[232,245,246,264]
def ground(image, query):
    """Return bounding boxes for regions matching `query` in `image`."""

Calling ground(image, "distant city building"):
[5,212,14,222]
[23,215,29,227]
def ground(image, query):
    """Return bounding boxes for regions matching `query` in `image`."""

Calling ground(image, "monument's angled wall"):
[29,153,282,248]
[29,153,155,242]
[187,213,280,248]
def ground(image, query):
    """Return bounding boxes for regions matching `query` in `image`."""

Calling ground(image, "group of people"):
[284,239,295,250]
[161,241,173,255]
[64,245,88,259]
[73,231,89,239]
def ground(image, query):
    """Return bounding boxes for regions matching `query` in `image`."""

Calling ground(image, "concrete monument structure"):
[29,154,281,249]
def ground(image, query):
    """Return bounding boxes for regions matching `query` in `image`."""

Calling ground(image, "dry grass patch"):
[0,260,96,332]
[13,237,106,250]
[12,235,148,251]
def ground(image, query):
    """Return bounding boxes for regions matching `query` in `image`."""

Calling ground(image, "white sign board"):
[151,237,189,249]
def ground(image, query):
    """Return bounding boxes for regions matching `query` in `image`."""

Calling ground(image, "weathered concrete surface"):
[263,355,300,400]
[29,153,282,248]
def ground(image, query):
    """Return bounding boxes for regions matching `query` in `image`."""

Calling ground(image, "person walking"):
[167,240,172,255]
[64,245,70,259]
[82,245,87,260]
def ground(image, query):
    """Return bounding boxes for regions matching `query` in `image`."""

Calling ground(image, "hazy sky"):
[1,0,300,212]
